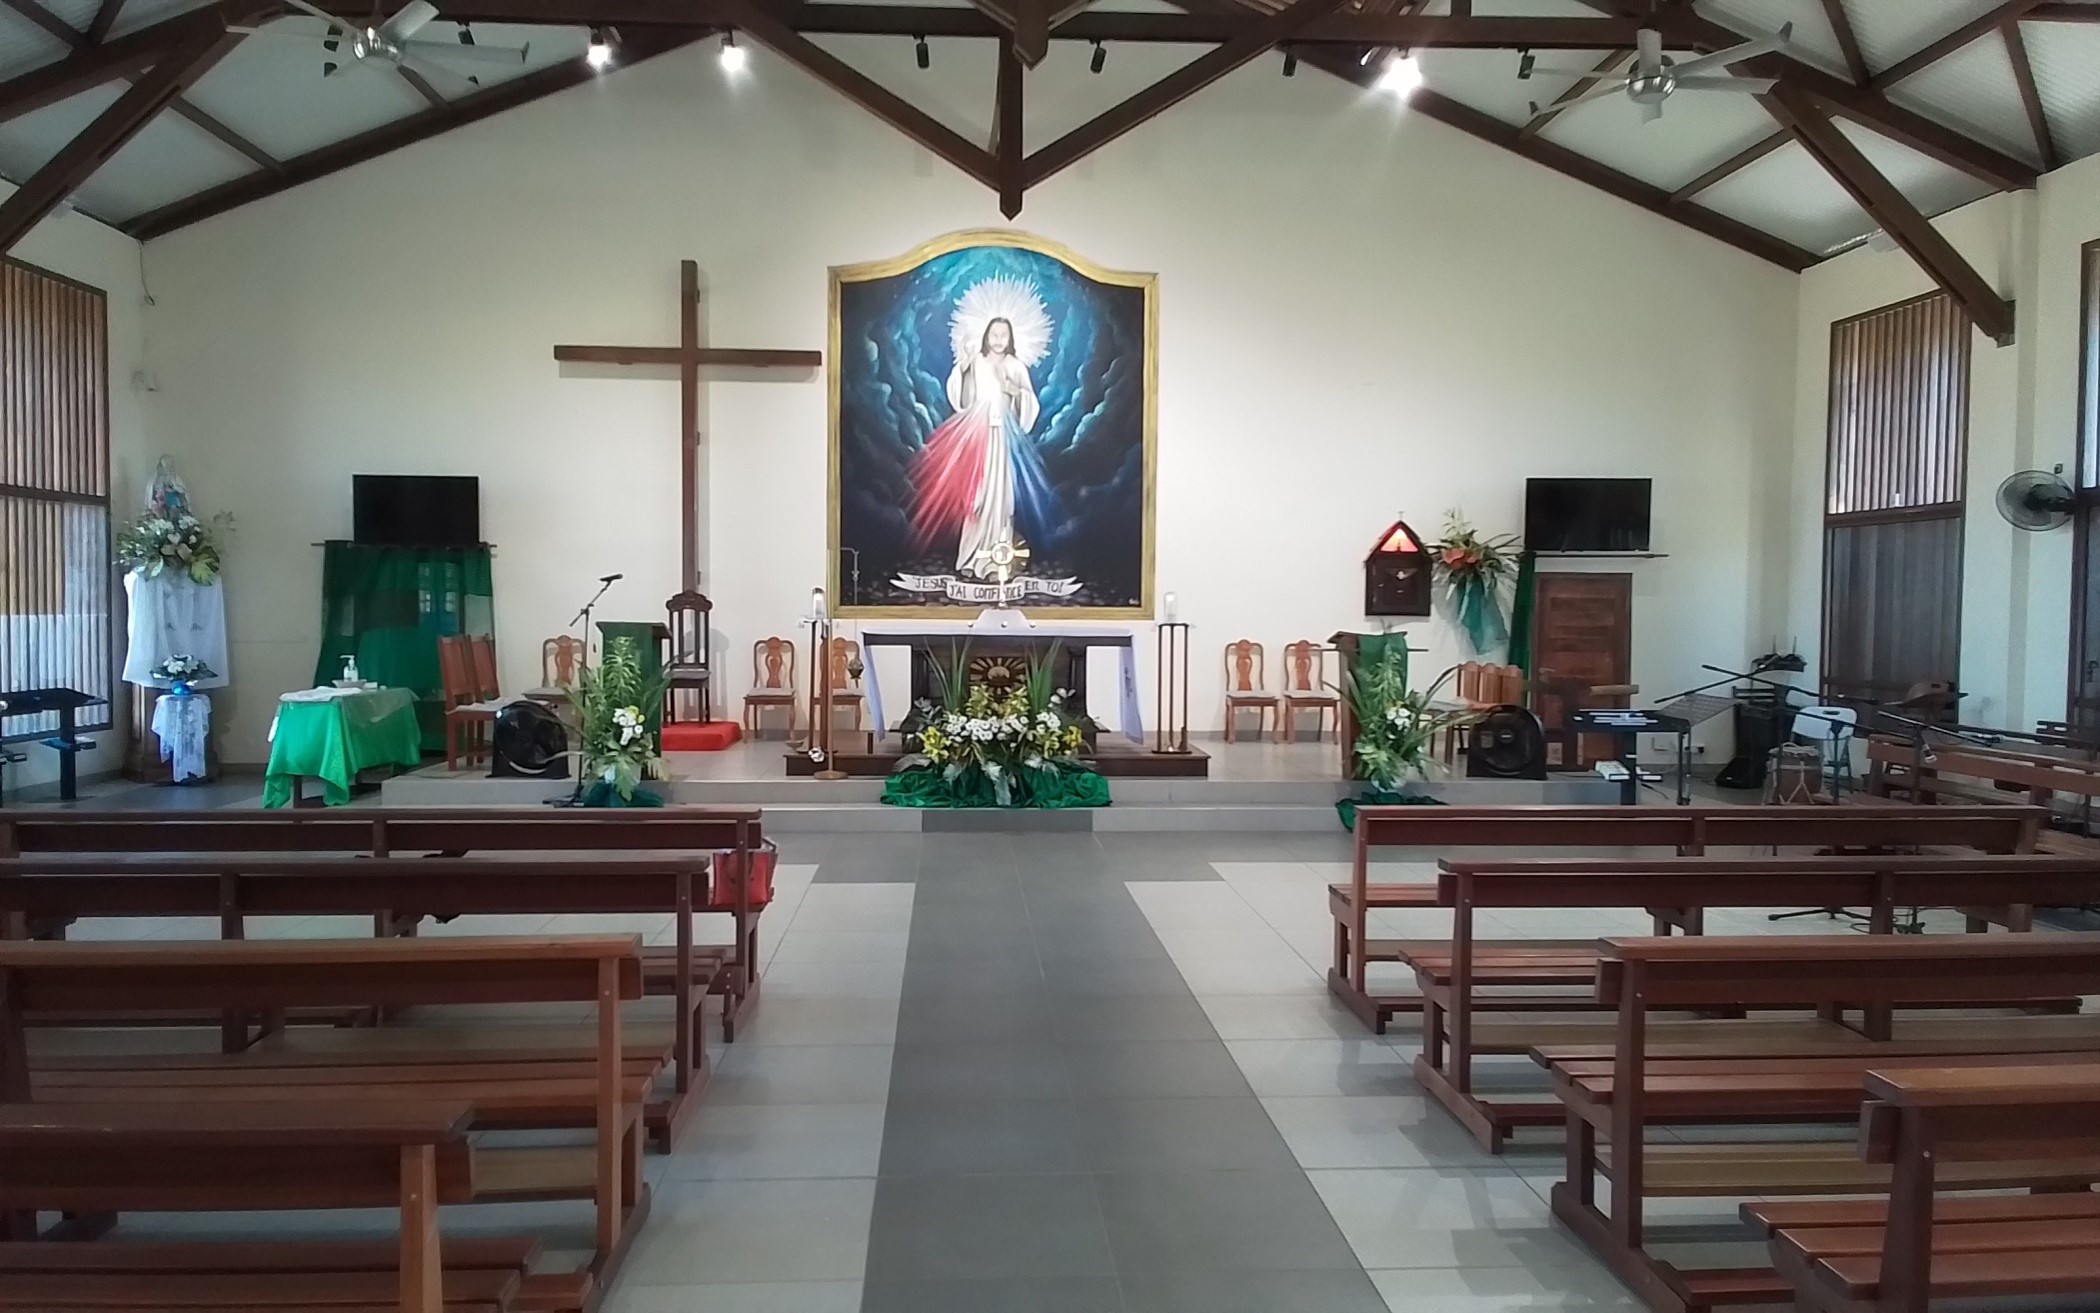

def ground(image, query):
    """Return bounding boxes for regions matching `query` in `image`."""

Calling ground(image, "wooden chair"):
[826,637,865,733]
[1277,641,1338,743]
[665,592,713,724]
[542,635,583,688]
[1222,640,1277,743]
[743,637,798,738]
[437,635,498,772]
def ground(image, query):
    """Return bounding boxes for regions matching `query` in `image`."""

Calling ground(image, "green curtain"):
[314,541,495,751]
[1506,551,1538,679]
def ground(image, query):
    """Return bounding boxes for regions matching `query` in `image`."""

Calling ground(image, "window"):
[1821,291,1969,705]
[0,258,111,740]
[2073,242,2100,732]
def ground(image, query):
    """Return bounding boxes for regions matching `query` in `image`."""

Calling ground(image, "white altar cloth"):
[123,570,230,689]
[857,612,1144,742]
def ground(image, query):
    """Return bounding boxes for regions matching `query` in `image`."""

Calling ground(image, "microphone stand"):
[570,576,620,666]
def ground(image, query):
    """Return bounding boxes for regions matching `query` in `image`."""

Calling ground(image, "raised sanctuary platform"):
[379,739,1618,830]
[783,736,1209,779]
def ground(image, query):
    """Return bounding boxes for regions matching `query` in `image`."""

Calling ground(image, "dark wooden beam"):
[729,0,995,187]
[553,344,820,367]
[1011,0,1046,66]
[1580,0,2037,192]
[296,0,1644,47]
[1025,0,1347,187]
[1669,129,1786,203]
[0,0,279,175]
[1517,47,1629,141]
[397,64,447,108]
[84,0,124,42]
[1818,0,1869,83]
[125,30,698,239]
[2029,2,2100,18]
[994,35,1021,216]
[1284,43,1813,270]
[1765,83,2014,343]
[0,5,227,126]
[167,96,280,173]
[0,30,236,252]
[2000,18,2057,171]
[1869,1,2044,89]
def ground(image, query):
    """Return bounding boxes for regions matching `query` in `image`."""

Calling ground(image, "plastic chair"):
[1790,704,1859,799]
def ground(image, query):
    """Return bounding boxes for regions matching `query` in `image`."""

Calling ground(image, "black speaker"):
[491,699,570,779]
[1466,705,1549,780]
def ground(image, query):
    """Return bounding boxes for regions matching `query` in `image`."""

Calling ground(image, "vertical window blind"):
[0,258,111,739]
[1821,291,1970,704]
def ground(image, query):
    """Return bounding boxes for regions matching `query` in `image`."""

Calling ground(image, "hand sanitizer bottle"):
[343,655,360,685]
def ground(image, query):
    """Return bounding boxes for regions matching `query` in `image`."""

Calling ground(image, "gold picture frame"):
[828,229,1158,620]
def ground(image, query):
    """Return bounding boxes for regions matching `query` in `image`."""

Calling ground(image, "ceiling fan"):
[1522,21,1793,125]
[235,0,529,86]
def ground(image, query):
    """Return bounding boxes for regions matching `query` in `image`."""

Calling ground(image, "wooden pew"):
[0,853,726,1148]
[1414,853,2100,1151]
[1331,804,2045,1031]
[1746,1063,2100,1313]
[0,807,769,1037]
[1865,736,2100,855]
[1548,935,2100,1313]
[0,1101,583,1313]
[0,936,647,1283]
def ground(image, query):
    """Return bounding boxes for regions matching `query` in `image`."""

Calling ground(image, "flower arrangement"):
[884,643,1108,809]
[567,636,667,805]
[116,508,229,585]
[148,655,215,689]
[1434,511,1523,654]
[1343,642,1471,795]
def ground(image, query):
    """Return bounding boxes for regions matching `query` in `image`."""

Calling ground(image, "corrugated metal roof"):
[0,0,2092,256]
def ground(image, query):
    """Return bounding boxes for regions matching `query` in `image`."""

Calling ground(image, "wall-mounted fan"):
[236,0,527,85]
[1522,22,1793,124]
[1996,467,2075,532]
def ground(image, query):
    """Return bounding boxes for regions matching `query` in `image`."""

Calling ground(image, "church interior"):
[8,1,2100,1310]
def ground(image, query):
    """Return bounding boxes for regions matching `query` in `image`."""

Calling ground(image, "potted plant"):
[884,643,1109,809]
[567,636,669,806]
[1339,642,1472,828]
[1434,511,1522,654]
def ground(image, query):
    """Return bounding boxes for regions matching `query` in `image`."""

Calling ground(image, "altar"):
[859,612,1145,743]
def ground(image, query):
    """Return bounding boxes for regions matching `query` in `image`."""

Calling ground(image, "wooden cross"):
[553,260,821,590]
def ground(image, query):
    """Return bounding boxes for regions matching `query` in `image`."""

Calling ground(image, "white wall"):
[3,198,154,793]
[139,41,1798,763]
[1785,152,2100,730]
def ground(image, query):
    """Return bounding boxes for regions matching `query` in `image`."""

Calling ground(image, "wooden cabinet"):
[1529,572,1632,768]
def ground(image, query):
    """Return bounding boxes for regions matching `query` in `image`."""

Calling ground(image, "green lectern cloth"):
[262,686,423,808]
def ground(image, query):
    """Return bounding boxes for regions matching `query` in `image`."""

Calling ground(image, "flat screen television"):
[1523,477,1651,553]
[353,475,481,547]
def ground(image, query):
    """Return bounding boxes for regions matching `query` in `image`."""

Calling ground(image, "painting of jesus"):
[830,231,1156,617]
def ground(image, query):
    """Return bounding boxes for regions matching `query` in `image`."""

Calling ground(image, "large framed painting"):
[829,230,1157,618]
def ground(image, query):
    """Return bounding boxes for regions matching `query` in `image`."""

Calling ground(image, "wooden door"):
[1529,573,1632,767]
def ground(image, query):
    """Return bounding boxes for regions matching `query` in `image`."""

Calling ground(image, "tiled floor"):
[54,822,1932,1312]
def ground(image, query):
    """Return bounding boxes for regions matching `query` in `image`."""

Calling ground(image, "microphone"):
[599,573,623,584]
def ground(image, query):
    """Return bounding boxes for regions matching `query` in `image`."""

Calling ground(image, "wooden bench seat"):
[0,937,646,1283]
[1756,1063,2100,1313]
[1415,851,2090,1151]
[0,849,754,1147]
[0,1267,523,1309]
[1546,936,2100,1313]
[1329,803,2045,1034]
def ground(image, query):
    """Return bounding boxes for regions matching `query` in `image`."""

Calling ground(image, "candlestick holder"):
[1153,620,1191,755]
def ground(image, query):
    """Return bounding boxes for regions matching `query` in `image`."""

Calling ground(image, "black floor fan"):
[1467,705,1549,780]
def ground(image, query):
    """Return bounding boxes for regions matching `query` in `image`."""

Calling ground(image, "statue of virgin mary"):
[908,278,1056,581]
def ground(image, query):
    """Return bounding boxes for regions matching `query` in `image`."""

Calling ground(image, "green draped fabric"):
[314,542,495,752]
[1507,551,1538,677]
[882,765,1110,810]
[262,688,423,808]
[1335,789,1445,832]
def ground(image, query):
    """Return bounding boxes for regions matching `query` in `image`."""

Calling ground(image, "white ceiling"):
[0,0,2093,258]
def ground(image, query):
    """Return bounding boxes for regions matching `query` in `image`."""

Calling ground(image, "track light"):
[1281,48,1296,77]
[1089,39,1105,73]
[585,27,613,69]
[719,30,746,72]
[1517,48,1534,80]
[915,34,929,69]
[1375,47,1421,97]
[457,22,474,45]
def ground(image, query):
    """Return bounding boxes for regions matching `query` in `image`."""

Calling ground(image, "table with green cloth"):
[263,686,424,808]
